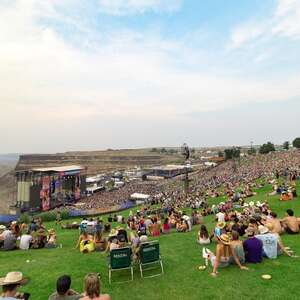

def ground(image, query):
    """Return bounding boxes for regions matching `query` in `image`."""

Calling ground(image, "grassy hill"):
[1,184,300,300]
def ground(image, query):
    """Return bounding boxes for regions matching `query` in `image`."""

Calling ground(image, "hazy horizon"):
[1,0,300,153]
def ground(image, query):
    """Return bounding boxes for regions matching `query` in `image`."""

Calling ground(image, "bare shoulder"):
[100,294,112,300]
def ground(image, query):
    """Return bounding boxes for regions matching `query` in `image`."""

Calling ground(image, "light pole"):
[181,143,190,196]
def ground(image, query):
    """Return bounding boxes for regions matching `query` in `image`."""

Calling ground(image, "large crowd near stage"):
[1,149,300,299]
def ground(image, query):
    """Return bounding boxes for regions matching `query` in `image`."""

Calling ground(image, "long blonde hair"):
[84,273,100,298]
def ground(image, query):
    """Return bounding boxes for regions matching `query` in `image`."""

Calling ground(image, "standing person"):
[0,272,29,300]
[56,212,62,226]
[79,273,111,300]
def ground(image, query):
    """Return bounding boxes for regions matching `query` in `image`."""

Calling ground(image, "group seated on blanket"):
[202,202,299,277]
[0,219,57,251]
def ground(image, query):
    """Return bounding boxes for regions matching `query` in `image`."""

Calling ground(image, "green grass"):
[1,183,300,300]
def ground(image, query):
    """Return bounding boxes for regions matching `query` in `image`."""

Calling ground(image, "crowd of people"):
[2,150,300,298]
[77,182,161,211]
[0,218,57,252]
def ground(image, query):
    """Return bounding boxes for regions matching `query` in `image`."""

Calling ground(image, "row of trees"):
[221,137,300,160]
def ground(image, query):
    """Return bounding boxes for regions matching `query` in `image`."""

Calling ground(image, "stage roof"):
[150,164,187,171]
[31,165,84,172]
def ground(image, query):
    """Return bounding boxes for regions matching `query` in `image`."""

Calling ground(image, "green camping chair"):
[139,240,164,278]
[108,247,133,284]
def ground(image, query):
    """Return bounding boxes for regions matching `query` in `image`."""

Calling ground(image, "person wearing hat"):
[265,223,294,258]
[256,225,278,259]
[243,227,263,263]
[45,229,57,249]
[0,271,29,300]
[210,234,248,276]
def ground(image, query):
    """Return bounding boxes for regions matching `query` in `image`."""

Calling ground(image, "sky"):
[1,0,300,153]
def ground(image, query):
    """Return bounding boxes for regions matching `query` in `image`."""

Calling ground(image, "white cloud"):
[1,0,300,152]
[97,0,182,15]
[230,0,300,49]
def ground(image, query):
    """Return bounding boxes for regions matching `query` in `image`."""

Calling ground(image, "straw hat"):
[218,234,231,245]
[258,225,269,235]
[108,229,117,237]
[0,272,28,286]
[245,227,255,237]
[48,228,56,235]
[139,235,148,243]
[216,222,226,229]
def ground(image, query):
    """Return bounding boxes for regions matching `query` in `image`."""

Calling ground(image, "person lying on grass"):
[208,233,248,277]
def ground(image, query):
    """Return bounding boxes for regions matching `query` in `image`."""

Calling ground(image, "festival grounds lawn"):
[1,184,300,300]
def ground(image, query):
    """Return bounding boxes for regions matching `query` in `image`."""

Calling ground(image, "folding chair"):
[139,240,164,278]
[108,247,133,284]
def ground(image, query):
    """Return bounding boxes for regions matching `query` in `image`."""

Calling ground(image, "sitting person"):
[19,231,33,250]
[208,234,248,276]
[280,191,292,201]
[149,218,160,237]
[267,212,283,235]
[45,229,57,249]
[255,225,279,259]
[76,231,95,254]
[162,218,170,234]
[48,275,81,300]
[0,271,29,300]
[265,223,294,257]
[176,219,188,233]
[230,231,245,264]
[106,230,120,252]
[281,209,299,234]
[93,232,106,252]
[79,273,111,300]
[243,227,263,263]
[197,225,210,245]
[1,231,17,251]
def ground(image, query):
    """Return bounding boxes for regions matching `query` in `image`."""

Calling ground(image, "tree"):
[292,137,300,149]
[224,147,240,160]
[283,141,289,150]
[247,148,256,155]
[218,151,224,158]
[259,142,275,154]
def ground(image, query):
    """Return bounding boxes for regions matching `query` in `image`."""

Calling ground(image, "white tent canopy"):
[130,193,150,200]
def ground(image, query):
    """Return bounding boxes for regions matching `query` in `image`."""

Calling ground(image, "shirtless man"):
[281,209,299,234]
[268,212,283,235]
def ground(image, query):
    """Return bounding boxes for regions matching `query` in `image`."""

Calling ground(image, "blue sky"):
[0,0,300,153]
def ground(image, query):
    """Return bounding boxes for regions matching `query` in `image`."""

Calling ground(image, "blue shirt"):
[243,237,263,263]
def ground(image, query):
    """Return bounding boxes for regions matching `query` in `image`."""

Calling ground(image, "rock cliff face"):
[15,149,178,174]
